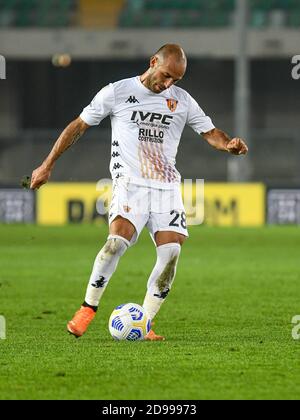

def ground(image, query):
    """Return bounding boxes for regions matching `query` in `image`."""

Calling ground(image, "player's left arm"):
[201,128,248,155]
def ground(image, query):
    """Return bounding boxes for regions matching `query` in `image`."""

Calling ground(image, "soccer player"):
[30,44,248,340]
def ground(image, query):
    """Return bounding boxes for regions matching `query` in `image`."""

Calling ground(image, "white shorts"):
[109,177,189,246]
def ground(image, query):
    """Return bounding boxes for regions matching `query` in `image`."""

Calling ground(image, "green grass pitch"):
[0,224,300,400]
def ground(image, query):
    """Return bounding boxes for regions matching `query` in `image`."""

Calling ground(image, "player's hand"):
[226,138,248,155]
[30,164,52,189]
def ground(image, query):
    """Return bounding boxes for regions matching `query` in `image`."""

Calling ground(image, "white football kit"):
[80,76,215,244]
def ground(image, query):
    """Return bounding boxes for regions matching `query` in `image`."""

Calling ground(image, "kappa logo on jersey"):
[166,99,178,112]
[126,96,139,104]
[112,151,120,158]
[113,163,123,170]
[131,111,173,125]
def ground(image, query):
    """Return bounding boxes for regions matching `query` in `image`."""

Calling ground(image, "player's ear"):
[150,55,158,68]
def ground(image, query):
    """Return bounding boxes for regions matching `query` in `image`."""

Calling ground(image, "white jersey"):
[80,76,215,189]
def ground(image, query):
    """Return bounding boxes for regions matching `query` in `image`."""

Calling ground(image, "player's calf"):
[143,242,181,322]
[67,235,130,337]
[84,235,130,308]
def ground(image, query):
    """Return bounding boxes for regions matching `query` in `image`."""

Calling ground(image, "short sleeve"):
[186,94,215,134]
[80,84,115,126]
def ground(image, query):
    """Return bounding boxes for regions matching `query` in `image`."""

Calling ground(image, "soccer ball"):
[109,303,151,341]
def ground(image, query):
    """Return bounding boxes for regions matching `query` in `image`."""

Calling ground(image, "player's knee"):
[158,242,181,259]
[109,216,136,243]
[103,235,130,258]
[155,233,187,247]
[173,234,187,246]
[179,235,187,245]
[93,235,129,275]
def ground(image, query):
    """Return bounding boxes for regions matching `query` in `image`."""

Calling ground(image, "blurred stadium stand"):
[0,0,300,28]
[0,1,299,187]
[119,0,300,29]
[0,58,299,186]
[0,0,76,27]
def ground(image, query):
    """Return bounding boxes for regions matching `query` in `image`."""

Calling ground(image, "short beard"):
[143,73,154,91]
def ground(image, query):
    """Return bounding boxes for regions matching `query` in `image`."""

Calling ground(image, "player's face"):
[147,56,186,94]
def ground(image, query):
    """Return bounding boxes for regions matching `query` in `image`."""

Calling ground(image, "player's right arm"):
[31,83,114,189]
[30,116,89,189]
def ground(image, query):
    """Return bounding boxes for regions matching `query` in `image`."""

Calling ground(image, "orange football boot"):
[144,326,165,341]
[67,306,96,337]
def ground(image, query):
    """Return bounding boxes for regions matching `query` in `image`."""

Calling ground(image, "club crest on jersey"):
[166,99,178,112]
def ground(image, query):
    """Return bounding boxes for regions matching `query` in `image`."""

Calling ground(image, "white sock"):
[143,243,181,320]
[84,235,130,307]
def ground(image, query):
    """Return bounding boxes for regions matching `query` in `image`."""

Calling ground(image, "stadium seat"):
[144,0,168,10]
[34,0,72,28]
[250,10,268,28]
[0,0,18,7]
[176,11,202,28]
[126,0,145,13]
[14,0,38,27]
[198,12,230,27]
[287,10,300,27]
[118,11,135,27]
[253,0,281,11]
[221,0,235,11]
[274,0,299,9]
[0,10,15,26]
[269,10,286,27]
